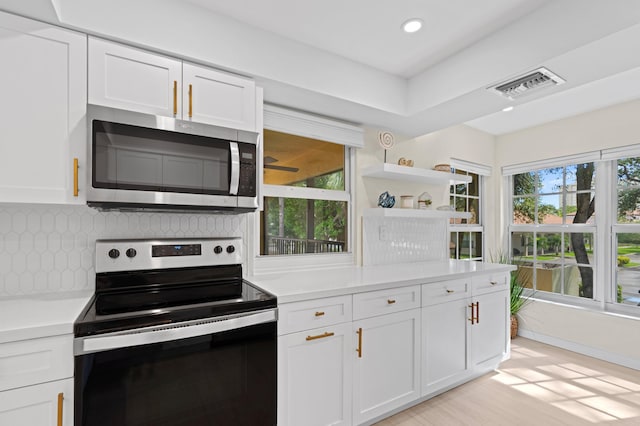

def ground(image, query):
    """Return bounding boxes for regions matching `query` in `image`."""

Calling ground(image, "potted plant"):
[491,252,532,338]
[509,268,532,338]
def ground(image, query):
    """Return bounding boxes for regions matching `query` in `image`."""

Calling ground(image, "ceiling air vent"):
[489,67,565,99]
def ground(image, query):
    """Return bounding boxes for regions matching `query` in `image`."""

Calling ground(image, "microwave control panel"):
[238,142,256,197]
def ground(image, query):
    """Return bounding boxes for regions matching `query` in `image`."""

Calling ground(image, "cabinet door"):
[88,37,181,117]
[353,309,420,425]
[0,378,73,426]
[0,12,86,204]
[278,323,352,426]
[422,298,470,395]
[471,291,509,371]
[183,63,256,131]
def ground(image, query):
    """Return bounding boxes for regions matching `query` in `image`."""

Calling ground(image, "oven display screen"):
[152,244,202,257]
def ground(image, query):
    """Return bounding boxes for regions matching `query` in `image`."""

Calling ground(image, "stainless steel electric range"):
[74,238,277,426]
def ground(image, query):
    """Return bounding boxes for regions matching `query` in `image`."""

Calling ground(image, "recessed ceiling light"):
[502,106,515,112]
[402,18,423,33]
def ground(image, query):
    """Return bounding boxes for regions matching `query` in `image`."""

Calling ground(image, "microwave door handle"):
[229,142,240,195]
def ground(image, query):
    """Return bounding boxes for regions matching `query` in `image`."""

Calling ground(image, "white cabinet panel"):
[422,298,470,394]
[352,285,420,320]
[471,291,509,370]
[278,323,352,426]
[0,11,86,204]
[353,309,420,425]
[0,378,73,426]
[278,295,352,335]
[88,37,181,117]
[183,63,256,131]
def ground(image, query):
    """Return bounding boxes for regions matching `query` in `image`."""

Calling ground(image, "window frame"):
[250,105,362,274]
[504,151,640,317]
[449,169,485,261]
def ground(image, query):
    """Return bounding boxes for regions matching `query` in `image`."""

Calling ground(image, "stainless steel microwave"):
[86,105,258,213]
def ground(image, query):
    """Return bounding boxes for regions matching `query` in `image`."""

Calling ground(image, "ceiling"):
[5,0,640,137]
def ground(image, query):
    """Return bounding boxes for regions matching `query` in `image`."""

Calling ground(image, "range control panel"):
[96,238,242,273]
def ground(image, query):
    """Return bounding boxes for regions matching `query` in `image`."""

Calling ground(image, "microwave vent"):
[489,67,565,99]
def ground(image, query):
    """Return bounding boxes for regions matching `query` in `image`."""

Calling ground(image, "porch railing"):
[266,237,345,255]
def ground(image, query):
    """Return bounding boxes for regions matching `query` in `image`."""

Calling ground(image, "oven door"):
[74,310,276,426]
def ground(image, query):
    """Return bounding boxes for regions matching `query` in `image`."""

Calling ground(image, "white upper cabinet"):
[183,63,256,131]
[88,38,257,131]
[88,37,181,118]
[0,11,87,204]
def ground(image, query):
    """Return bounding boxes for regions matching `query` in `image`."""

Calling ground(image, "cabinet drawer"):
[278,295,352,335]
[0,335,73,392]
[472,273,509,295]
[422,279,470,306]
[353,285,420,320]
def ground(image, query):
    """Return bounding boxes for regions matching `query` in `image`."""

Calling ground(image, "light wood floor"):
[374,338,640,425]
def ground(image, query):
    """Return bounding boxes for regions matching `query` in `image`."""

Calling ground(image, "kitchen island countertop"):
[249,260,515,304]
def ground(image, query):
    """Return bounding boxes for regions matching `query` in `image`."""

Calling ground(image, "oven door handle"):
[75,309,276,355]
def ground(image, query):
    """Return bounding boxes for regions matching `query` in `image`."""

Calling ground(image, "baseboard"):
[518,329,640,371]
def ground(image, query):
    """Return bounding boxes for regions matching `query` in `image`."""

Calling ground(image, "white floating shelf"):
[363,208,472,219]
[361,163,472,185]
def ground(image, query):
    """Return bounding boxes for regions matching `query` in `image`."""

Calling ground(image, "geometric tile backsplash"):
[0,203,246,298]
[362,215,448,266]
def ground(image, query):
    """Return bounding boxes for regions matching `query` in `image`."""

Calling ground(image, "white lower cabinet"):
[277,272,510,426]
[0,334,74,425]
[352,309,421,425]
[0,379,73,426]
[278,295,353,426]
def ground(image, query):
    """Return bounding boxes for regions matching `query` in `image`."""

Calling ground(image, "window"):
[261,130,348,255]
[614,156,640,307]
[449,165,486,261]
[254,105,362,270]
[509,163,596,300]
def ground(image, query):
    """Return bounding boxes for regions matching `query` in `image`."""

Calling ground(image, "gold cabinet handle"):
[57,392,64,426]
[306,331,334,341]
[173,80,177,116]
[73,158,79,197]
[356,327,363,358]
[476,301,480,323]
[387,299,396,305]
[188,83,193,118]
[314,311,325,317]
[446,289,454,294]
[468,303,476,325]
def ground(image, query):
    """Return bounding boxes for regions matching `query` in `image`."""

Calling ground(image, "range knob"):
[108,248,120,259]
[126,248,137,258]
[214,245,223,254]
[226,245,235,254]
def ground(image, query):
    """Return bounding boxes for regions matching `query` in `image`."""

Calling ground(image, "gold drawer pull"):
[387,299,396,305]
[73,158,79,197]
[490,281,498,285]
[57,392,64,426]
[306,332,334,341]
[356,327,363,358]
[446,289,454,294]
[188,83,193,118]
[173,80,177,115]
[314,311,325,317]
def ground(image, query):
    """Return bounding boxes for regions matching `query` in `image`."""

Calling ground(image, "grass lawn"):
[617,246,640,255]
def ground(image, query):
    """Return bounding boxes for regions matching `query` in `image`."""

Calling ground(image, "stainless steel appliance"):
[74,238,276,426]
[87,105,258,212]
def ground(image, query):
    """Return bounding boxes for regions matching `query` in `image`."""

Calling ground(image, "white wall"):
[496,98,640,370]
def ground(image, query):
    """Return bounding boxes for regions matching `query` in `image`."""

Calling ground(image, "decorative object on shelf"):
[397,157,414,167]
[377,191,395,208]
[378,131,395,163]
[417,191,432,209]
[433,163,451,172]
[400,195,414,208]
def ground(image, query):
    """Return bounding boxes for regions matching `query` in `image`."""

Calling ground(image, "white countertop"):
[249,260,515,304]
[0,291,92,344]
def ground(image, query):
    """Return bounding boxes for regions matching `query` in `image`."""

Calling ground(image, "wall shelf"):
[361,163,471,185]
[363,208,472,220]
